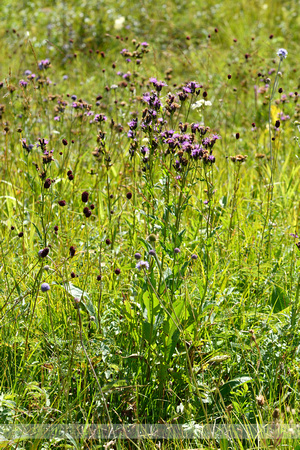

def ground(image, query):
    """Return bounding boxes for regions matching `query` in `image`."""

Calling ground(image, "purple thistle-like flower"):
[128,118,138,130]
[191,254,198,260]
[149,78,167,92]
[38,59,51,70]
[94,114,107,123]
[134,252,142,260]
[127,130,135,138]
[141,42,149,47]
[149,249,156,256]
[136,260,150,271]
[174,248,180,254]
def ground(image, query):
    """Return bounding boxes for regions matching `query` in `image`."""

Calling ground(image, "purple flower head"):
[191,254,198,260]
[191,145,204,159]
[128,118,138,130]
[71,95,77,101]
[202,137,210,148]
[149,249,156,256]
[127,130,135,138]
[134,252,142,260]
[24,70,32,76]
[21,139,34,152]
[94,114,107,123]
[41,282,50,292]
[184,81,200,94]
[290,233,299,239]
[136,260,150,271]
[149,77,167,92]
[141,42,149,47]
[37,138,49,151]
[38,59,51,70]
[143,92,162,110]
[174,248,180,254]
[19,80,28,87]
[54,116,60,121]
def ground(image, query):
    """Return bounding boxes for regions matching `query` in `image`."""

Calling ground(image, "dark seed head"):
[58,200,66,207]
[44,178,51,189]
[106,239,111,245]
[69,246,76,257]
[18,232,24,237]
[71,272,76,278]
[97,275,102,281]
[38,247,49,258]
[114,268,121,275]
[275,120,280,128]
[126,192,132,199]
[62,139,68,146]
[82,191,89,203]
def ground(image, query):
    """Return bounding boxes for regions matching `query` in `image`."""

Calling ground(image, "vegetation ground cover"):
[0,0,300,448]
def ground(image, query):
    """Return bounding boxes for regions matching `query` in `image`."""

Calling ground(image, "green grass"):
[0,0,300,448]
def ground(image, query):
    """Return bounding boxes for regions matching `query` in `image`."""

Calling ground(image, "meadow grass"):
[0,0,300,448]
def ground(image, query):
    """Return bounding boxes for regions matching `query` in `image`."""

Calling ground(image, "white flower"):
[114,17,125,30]
[191,99,212,110]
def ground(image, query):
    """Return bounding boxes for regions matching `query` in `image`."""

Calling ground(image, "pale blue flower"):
[136,261,150,271]
[277,48,288,59]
